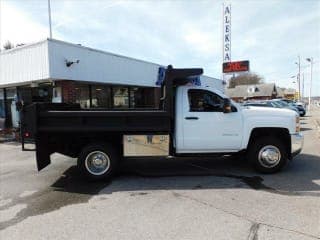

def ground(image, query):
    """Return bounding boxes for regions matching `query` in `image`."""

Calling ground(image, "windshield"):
[274,100,288,107]
[270,101,282,107]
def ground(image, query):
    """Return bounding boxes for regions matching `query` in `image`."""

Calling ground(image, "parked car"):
[278,99,306,116]
[243,101,279,108]
[270,99,301,116]
[295,101,307,108]
[294,104,306,117]
[243,99,302,116]
[293,101,306,116]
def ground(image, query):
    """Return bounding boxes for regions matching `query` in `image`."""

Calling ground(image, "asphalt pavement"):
[0,108,320,240]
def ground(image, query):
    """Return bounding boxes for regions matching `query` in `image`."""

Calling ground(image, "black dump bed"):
[22,103,171,135]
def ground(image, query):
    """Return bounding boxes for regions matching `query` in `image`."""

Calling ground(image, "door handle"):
[185,116,199,120]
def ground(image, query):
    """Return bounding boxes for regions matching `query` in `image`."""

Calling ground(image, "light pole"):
[295,55,301,101]
[291,75,299,101]
[306,58,313,111]
[302,72,304,99]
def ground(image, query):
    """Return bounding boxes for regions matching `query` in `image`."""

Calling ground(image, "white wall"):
[48,39,161,87]
[0,41,49,87]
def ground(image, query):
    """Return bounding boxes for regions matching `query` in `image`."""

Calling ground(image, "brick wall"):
[56,81,77,103]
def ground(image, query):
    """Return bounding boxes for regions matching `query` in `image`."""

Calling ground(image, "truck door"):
[178,88,242,153]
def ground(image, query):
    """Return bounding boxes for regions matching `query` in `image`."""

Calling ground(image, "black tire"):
[78,143,119,181]
[247,136,288,173]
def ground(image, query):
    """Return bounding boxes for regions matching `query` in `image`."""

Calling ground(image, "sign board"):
[223,60,249,73]
[223,4,231,62]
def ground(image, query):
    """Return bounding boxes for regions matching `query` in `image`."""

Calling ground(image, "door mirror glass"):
[223,98,232,113]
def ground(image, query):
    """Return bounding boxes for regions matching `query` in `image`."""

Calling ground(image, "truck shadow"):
[51,153,320,197]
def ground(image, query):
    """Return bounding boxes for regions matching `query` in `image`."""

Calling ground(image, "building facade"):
[225,83,279,102]
[0,39,223,129]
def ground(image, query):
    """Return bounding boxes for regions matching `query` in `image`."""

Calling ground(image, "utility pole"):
[48,0,52,39]
[302,72,304,99]
[298,55,301,101]
[295,56,301,101]
[0,0,2,50]
[306,58,313,111]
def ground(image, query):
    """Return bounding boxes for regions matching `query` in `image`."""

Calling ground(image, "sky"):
[0,0,319,96]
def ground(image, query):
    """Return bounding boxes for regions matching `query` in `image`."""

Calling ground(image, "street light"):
[291,75,298,99]
[295,55,301,101]
[306,58,313,111]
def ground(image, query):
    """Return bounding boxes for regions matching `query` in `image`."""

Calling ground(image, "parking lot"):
[0,109,319,240]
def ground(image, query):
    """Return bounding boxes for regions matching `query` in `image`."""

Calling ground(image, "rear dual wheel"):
[78,143,119,181]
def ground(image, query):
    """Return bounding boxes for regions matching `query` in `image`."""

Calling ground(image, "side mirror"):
[223,98,232,113]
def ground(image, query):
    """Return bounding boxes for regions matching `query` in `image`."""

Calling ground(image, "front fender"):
[241,116,294,149]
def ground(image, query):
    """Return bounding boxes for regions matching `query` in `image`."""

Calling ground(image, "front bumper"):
[291,133,304,157]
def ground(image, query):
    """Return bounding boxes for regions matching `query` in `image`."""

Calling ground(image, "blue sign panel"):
[156,67,201,86]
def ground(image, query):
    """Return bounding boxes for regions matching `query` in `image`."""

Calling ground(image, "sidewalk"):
[309,105,320,138]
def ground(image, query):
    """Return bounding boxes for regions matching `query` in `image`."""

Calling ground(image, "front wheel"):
[78,143,119,181]
[247,136,288,173]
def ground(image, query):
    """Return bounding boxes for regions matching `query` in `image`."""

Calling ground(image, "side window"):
[188,89,224,112]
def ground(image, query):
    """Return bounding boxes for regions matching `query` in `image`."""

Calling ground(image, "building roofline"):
[1,38,219,80]
[0,38,162,67]
[47,39,219,79]
[48,38,164,68]
[0,39,48,55]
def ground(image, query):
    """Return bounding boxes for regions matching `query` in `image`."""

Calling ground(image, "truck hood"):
[240,106,298,134]
[241,106,298,118]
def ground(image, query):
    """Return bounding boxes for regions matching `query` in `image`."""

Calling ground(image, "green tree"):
[228,73,264,88]
[3,41,14,50]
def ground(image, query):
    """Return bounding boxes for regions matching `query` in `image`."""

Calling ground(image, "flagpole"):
[0,0,2,49]
[48,0,52,39]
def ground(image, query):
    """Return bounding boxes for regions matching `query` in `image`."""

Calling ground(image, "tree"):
[16,43,25,47]
[3,41,14,50]
[228,72,264,88]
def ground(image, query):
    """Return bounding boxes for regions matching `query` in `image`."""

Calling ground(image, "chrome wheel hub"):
[258,145,281,168]
[85,151,110,175]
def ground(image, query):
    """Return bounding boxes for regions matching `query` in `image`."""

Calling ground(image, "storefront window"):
[32,84,52,102]
[18,87,32,104]
[0,89,4,118]
[5,88,17,127]
[129,87,157,108]
[75,84,90,108]
[91,85,112,108]
[113,87,129,109]
[65,82,160,110]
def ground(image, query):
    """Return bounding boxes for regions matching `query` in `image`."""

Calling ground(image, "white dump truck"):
[21,66,303,180]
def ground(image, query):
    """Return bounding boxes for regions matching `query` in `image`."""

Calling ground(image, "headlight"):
[296,116,300,132]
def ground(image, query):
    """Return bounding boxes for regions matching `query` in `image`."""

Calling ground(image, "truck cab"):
[174,85,303,172]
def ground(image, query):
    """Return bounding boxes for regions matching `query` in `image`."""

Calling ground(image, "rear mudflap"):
[35,137,51,171]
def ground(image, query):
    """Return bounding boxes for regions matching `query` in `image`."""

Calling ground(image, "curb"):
[0,138,16,143]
